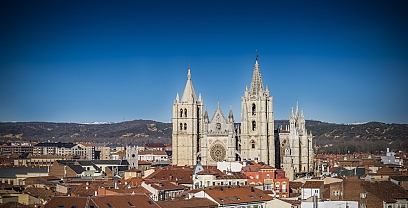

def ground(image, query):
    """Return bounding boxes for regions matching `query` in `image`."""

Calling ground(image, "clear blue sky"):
[1,1,407,124]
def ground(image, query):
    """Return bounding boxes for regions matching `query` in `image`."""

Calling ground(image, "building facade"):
[277,102,314,179]
[172,55,313,170]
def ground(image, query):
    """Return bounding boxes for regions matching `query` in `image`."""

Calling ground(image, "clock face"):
[210,143,226,162]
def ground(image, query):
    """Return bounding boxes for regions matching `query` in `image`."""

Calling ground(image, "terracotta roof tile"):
[204,186,273,205]
[157,197,218,208]
[302,180,324,188]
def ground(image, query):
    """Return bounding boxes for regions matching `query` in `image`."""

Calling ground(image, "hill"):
[1,120,407,153]
[0,120,172,145]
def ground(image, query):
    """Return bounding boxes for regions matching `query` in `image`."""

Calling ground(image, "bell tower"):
[240,54,275,165]
[172,68,204,166]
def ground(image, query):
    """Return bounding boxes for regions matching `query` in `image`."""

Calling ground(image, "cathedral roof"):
[210,100,227,123]
[181,68,196,102]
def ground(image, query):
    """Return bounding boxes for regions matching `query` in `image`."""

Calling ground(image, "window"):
[226,196,233,201]
[180,109,183,117]
[256,194,263,199]
[251,140,255,149]
[148,201,154,206]
[106,203,113,208]
[248,194,255,199]
[234,196,241,200]
[252,121,256,131]
[180,123,183,130]
[58,206,64,208]
[184,108,187,117]
[252,104,256,115]
[184,123,187,130]
[218,197,225,202]
[266,174,270,179]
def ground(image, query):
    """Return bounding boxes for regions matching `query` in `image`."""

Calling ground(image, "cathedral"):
[171,55,314,178]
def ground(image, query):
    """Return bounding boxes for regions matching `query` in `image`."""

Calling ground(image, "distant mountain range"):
[1,120,407,153]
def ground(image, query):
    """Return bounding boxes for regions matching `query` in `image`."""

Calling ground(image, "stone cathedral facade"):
[276,102,314,179]
[172,55,313,174]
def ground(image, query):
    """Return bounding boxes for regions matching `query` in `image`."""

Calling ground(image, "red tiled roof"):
[303,180,324,189]
[204,186,273,205]
[157,197,218,208]
[146,167,193,184]
[45,194,160,208]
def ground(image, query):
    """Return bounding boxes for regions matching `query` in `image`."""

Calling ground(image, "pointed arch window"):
[252,103,256,115]
[180,123,183,130]
[184,108,187,117]
[184,123,187,130]
[252,121,256,131]
[251,140,255,149]
[180,109,183,117]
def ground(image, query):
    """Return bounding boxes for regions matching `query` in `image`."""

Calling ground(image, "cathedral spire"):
[181,68,196,102]
[228,105,234,122]
[249,53,264,96]
[204,108,209,123]
[296,100,299,115]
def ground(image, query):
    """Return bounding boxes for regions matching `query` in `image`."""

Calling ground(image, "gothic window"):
[210,143,226,162]
[180,109,183,117]
[252,121,256,131]
[180,123,183,130]
[184,108,187,117]
[251,140,255,149]
[216,123,221,130]
[184,123,187,130]
[252,103,256,115]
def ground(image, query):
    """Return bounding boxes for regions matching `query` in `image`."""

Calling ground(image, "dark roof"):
[18,152,31,159]
[0,168,48,178]
[390,175,408,182]
[34,142,76,148]
[68,165,85,174]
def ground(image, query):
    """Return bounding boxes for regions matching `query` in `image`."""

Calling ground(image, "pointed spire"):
[296,100,299,115]
[204,107,209,123]
[175,93,179,102]
[181,68,196,102]
[228,105,234,122]
[198,93,202,102]
[249,52,264,96]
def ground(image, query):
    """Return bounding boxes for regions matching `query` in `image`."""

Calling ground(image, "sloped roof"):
[0,168,48,178]
[303,180,324,189]
[146,167,193,184]
[157,197,218,208]
[204,186,273,205]
[361,181,408,203]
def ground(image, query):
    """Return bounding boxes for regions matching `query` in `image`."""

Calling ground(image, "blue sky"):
[1,1,407,124]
